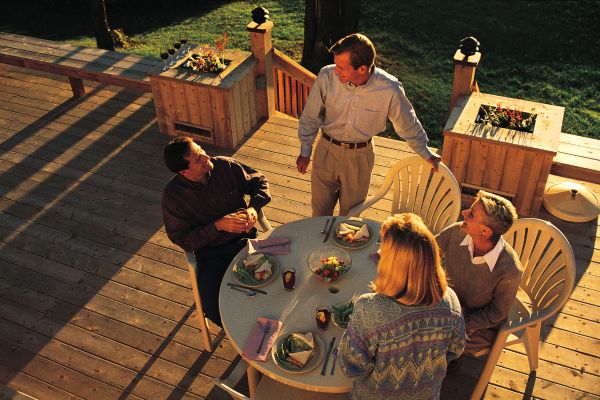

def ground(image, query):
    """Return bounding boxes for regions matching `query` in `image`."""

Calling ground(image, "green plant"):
[476,103,537,133]
[184,32,229,73]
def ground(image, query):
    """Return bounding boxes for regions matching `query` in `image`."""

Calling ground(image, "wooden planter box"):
[442,92,564,216]
[149,48,258,149]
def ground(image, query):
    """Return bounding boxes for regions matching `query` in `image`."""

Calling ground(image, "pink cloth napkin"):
[242,317,283,362]
[247,237,290,255]
[370,252,380,264]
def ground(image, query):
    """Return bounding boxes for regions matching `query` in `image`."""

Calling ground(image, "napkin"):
[247,237,290,255]
[242,317,283,362]
[370,251,380,264]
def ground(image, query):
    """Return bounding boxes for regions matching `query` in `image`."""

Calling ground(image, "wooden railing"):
[272,49,316,118]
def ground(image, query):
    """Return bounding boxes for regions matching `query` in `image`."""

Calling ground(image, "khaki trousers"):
[310,138,375,216]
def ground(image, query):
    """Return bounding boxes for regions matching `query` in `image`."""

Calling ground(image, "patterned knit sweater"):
[436,223,523,332]
[338,290,465,400]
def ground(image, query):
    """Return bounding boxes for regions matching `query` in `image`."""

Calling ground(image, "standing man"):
[297,33,441,216]
[162,136,271,327]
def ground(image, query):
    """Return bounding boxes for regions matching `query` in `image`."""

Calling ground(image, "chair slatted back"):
[503,218,576,320]
[384,157,461,234]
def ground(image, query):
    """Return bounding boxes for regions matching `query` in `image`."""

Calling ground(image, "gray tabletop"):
[219,216,381,393]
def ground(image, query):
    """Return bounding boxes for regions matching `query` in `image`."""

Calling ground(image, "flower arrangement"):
[476,102,537,133]
[184,33,229,73]
[313,256,350,282]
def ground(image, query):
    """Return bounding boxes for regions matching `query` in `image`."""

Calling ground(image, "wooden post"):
[247,20,275,120]
[448,50,481,115]
[68,77,86,98]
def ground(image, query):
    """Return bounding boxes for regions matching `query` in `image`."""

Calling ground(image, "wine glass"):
[173,42,182,59]
[180,38,189,54]
[167,48,176,66]
[160,51,169,71]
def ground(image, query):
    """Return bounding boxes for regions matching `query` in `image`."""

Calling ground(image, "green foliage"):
[1,0,597,145]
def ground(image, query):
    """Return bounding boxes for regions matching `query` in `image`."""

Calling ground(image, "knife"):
[226,283,267,295]
[330,347,338,375]
[320,337,336,376]
[323,216,337,243]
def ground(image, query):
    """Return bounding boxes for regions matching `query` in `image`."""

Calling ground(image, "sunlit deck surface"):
[0,64,598,400]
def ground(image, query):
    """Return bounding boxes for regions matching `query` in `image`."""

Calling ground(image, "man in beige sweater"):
[436,191,522,367]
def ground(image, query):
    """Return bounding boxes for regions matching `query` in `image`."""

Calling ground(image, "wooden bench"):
[553,132,600,184]
[0,32,160,97]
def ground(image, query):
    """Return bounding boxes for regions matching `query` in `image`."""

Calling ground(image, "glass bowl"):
[307,246,352,283]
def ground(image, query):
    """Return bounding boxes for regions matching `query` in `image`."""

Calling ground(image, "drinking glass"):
[315,305,331,330]
[160,51,169,70]
[173,42,182,59]
[167,48,176,66]
[180,38,189,54]
[282,268,296,291]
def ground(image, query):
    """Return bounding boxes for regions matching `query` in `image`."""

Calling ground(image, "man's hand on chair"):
[426,154,442,172]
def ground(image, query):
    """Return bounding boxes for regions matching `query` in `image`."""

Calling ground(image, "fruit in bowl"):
[307,247,351,282]
[314,256,349,282]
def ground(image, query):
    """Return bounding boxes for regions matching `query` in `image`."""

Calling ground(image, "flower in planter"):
[184,33,229,73]
[477,102,537,133]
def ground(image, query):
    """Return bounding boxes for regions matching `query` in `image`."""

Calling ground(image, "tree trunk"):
[89,0,115,51]
[301,0,361,73]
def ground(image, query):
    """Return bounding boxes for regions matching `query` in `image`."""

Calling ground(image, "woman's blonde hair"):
[371,213,447,305]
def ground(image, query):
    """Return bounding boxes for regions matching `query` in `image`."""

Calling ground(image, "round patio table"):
[219,216,381,394]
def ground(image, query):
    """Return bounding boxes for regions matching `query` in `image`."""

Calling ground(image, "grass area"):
[1,0,598,147]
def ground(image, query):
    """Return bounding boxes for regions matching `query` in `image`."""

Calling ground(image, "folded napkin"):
[370,251,380,264]
[242,317,283,362]
[247,237,290,255]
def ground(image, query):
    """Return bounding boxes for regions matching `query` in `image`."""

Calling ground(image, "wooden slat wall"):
[272,49,316,118]
[0,64,599,400]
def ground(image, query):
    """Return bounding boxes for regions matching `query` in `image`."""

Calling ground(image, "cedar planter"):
[442,92,564,216]
[149,47,259,149]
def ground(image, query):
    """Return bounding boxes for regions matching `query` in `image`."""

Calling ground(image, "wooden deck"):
[0,64,598,400]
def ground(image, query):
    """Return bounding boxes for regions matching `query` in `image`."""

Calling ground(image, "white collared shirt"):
[460,234,506,272]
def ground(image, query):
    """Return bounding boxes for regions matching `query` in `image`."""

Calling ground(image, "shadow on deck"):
[0,64,598,400]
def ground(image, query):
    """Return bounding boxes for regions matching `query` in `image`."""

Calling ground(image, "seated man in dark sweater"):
[161,136,271,327]
[436,190,522,365]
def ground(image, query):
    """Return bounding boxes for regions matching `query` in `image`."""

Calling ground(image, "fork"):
[255,320,271,353]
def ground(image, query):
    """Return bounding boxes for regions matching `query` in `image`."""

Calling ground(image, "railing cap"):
[453,49,481,66]
[246,20,274,33]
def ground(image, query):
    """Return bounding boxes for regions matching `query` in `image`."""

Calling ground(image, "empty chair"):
[214,359,348,400]
[348,156,461,234]
[185,209,272,352]
[470,218,576,399]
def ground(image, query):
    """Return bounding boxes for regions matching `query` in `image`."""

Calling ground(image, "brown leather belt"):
[321,132,371,149]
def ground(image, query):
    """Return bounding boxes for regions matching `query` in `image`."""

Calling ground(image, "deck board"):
[0,63,598,399]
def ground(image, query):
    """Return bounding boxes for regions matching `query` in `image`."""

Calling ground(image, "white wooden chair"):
[348,156,461,234]
[214,359,348,400]
[185,209,272,352]
[470,218,576,399]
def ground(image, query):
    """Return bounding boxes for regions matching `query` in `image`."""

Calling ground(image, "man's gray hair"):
[476,190,518,237]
